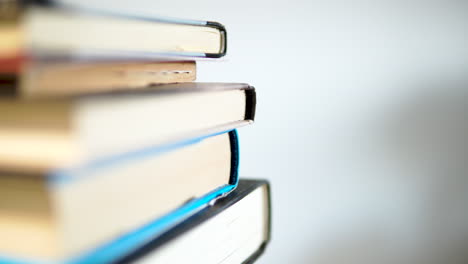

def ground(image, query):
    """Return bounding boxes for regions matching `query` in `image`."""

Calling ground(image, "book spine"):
[205,21,227,58]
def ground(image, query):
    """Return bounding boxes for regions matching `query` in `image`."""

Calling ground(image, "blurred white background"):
[70,1,468,263]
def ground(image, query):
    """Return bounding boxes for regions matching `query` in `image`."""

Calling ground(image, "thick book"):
[0,0,227,68]
[1,60,197,98]
[117,179,272,264]
[0,130,241,264]
[0,82,256,173]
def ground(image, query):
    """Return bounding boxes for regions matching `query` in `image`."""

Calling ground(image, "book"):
[0,130,241,263]
[117,179,271,264]
[0,82,256,173]
[1,61,197,98]
[0,0,227,62]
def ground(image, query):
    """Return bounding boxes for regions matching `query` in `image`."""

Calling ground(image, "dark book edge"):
[242,242,268,264]
[114,179,271,264]
[205,21,227,58]
[245,86,257,121]
[228,130,239,185]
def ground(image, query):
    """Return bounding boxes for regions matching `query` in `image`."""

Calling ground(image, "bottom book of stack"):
[118,179,271,264]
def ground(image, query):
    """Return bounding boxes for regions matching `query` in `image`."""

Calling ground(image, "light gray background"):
[72,1,468,263]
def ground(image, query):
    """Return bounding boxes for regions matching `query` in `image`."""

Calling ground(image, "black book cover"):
[115,179,271,264]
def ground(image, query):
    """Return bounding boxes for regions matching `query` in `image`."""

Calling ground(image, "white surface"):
[71,1,468,263]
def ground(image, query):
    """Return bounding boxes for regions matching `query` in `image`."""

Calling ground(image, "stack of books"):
[0,1,271,264]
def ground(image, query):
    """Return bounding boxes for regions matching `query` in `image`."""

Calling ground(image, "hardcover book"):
[117,179,272,264]
[0,0,227,62]
[0,82,256,172]
[0,130,241,264]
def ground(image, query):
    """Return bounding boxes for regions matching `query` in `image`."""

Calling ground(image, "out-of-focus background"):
[71,0,468,263]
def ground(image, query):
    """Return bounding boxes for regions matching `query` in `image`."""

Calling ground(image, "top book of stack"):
[0,0,227,62]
